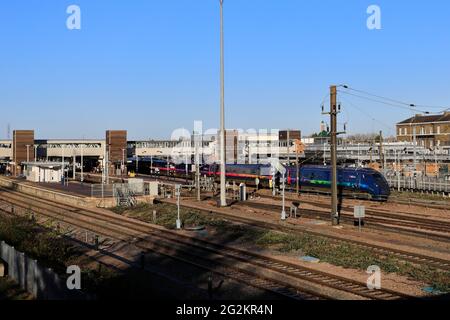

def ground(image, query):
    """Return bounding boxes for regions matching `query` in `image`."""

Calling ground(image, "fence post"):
[19,251,26,290]
[8,246,16,282]
[26,258,36,296]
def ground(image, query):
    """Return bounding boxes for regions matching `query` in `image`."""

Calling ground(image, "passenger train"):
[128,158,391,201]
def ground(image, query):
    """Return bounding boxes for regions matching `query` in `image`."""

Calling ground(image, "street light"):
[135,154,139,175]
[219,0,227,207]
[175,184,182,229]
[152,150,163,176]
[122,148,126,176]
[62,144,65,182]
[281,171,286,220]
[105,143,111,185]
[72,148,76,180]
[185,151,189,179]
[135,143,144,176]
[80,144,84,183]
[433,148,438,178]
[394,149,400,191]
[26,145,30,163]
[357,143,361,167]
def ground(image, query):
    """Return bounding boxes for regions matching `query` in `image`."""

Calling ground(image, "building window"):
[437,126,441,134]
[421,127,425,135]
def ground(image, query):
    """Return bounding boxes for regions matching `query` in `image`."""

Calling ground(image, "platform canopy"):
[22,161,69,169]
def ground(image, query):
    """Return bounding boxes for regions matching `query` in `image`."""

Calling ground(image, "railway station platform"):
[0,176,155,209]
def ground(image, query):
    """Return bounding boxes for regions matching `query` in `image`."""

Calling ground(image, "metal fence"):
[385,176,450,193]
[0,240,86,300]
[90,181,154,198]
[90,184,114,198]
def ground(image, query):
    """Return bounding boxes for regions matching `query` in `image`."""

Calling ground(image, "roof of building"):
[22,161,68,169]
[397,112,450,125]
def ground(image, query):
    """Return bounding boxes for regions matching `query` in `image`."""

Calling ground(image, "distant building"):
[320,121,327,133]
[23,162,65,183]
[12,130,34,176]
[396,112,450,149]
[106,130,127,176]
[311,130,330,145]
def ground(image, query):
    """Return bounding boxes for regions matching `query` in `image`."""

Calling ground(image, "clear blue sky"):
[1,1,449,140]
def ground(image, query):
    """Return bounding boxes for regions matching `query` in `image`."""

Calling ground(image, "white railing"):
[385,176,450,193]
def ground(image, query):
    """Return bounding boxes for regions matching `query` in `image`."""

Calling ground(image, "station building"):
[396,112,450,149]
[4,126,448,178]
[23,162,66,183]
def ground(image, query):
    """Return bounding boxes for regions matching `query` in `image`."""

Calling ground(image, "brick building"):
[396,112,450,149]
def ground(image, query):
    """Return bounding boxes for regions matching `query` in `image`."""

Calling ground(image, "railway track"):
[263,187,450,211]
[388,195,450,210]
[0,191,316,300]
[131,173,450,212]
[159,198,450,272]
[237,199,450,242]
[255,191,450,233]
[0,187,410,300]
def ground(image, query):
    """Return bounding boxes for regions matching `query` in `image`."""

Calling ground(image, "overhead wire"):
[337,90,430,113]
[339,96,394,134]
[340,86,449,114]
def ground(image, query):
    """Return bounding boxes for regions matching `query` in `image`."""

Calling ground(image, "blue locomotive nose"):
[371,172,390,201]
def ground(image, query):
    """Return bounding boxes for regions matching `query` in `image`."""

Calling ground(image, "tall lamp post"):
[62,145,65,183]
[219,0,227,207]
[135,154,139,175]
[106,143,111,185]
[26,145,30,163]
[80,144,84,183]
[121,148,126,176]
[151,151,163,176]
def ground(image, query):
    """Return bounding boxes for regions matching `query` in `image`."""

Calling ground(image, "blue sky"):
[1,1,449,139]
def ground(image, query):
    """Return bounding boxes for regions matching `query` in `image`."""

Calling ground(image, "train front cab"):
[354,169,390,201]
[367,171,390,201]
